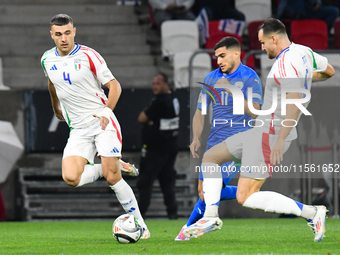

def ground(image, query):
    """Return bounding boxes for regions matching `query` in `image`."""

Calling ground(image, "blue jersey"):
[197,64,263,182]
[197,63,263,149]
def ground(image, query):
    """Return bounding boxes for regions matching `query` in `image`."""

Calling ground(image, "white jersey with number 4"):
[258,42,328,141]
[41,43,115,129]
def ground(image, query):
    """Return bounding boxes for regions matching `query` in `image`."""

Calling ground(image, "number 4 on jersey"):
[63,72,72,85]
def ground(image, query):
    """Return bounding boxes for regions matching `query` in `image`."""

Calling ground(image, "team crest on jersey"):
[74,59,81,71]
[235,81,244,89]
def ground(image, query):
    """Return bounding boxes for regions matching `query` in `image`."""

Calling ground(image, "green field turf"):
[0,218,339,255]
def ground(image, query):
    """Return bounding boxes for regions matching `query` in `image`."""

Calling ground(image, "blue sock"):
[220,185,237,201]
[186,197,206,226]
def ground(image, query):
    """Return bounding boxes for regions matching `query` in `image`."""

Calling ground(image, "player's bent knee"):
[236,195,246,205]
[62,172,80,187]
[105,172,122,186]
[236,190,249,205]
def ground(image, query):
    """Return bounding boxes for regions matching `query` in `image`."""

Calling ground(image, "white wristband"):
[96,107,112,120]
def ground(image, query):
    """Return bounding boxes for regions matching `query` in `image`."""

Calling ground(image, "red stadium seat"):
[248,20,264,50]
[205,20,242,50]
[206,21,243,69]
[334,20,340,49]
[290,20,328,50]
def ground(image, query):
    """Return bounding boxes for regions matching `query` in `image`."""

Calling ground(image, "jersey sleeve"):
[41,52,50,78]
[244,73,263,105]
[196,77,212,110]
[81,47,115,85]
[311,51,328,73]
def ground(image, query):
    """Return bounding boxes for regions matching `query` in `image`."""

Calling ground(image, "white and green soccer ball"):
[113,214,142,244]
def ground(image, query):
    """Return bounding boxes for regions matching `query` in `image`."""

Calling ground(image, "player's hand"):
[189,139,200,158]
[216,77,230,85]
[216,78,233,96]
[54,108,65,121]
[270,137,285,165]
[93,107,112,130]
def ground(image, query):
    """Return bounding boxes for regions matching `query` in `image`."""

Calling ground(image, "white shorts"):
[63,115,122,163]
[225,127,291,179]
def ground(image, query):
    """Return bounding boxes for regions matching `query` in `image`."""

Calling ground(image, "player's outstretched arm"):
[94,79,122,130]
[138,111,149,124]
[190,109,205,158]
[244,101,260,119]
[104,79,122,111]
[270,92,301,165]
[48,79,64,121]
[313,63,335,82]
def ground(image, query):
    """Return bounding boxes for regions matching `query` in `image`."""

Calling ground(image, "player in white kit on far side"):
[183,18,335,242]
[41,14,150,238]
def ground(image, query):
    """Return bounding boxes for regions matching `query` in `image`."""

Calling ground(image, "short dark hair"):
[258,18,286,36]
[214,36,241,51]
[50,14,73,27]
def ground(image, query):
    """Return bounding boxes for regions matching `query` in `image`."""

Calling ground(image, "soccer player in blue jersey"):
[175,36,263,240]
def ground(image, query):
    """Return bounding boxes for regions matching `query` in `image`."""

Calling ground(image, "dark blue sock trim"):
[294,200,304,211]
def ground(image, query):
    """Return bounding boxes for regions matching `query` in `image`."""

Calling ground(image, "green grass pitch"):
[0,218,339,255]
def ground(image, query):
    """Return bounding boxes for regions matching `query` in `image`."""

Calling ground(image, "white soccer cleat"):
[307,205,328,242]
[140,227,150,239]
[119,159,139,177]
[183,217,223,239]
[174,225,191,241]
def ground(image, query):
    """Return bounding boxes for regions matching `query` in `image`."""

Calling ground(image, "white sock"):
[201,162,222,217]
[76,164,103,187]
[301,205,317,220]
[110,179,146,228]
[243,191,303,216]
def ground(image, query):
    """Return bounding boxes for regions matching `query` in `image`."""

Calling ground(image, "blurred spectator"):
[277,0,339,32]
[193,0,245,21]
[148,0,195,27]
[137,74,180,219]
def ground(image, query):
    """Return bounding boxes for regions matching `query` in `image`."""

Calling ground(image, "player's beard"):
[266,50,275,59]
[222,63,234,75]
[268,53,275,59]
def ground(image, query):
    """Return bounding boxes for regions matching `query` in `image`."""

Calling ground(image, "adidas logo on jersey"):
[50,64,57,71]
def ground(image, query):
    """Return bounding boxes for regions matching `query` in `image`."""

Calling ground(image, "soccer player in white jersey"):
[183,18,335,242]
[41,14,150,238]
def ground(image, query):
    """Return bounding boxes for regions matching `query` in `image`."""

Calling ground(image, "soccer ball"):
[112,214,142,244]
